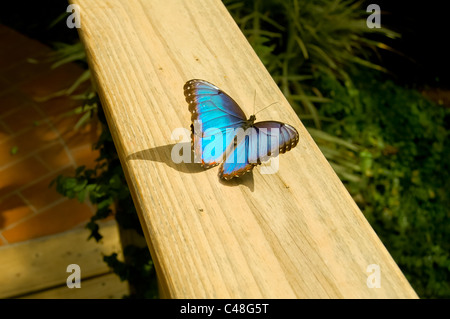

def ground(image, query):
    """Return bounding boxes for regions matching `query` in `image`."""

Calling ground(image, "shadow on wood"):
[127,143,255,191]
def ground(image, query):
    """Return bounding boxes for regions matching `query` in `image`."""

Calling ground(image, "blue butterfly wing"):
[219,130,255,179]
[219,121,299,180]
[184,79,247,167]
[251,121,299,162]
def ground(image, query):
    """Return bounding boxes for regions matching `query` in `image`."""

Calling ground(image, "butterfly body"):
[184,79,299,180]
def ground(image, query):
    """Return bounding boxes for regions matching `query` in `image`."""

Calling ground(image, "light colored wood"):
[21,273,128,299]
[0,221,125,298]
[72,0,418,298]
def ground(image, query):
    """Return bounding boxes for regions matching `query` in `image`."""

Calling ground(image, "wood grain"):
[21,273,128,299]
[71,0,418,298]
[0,221,125,298]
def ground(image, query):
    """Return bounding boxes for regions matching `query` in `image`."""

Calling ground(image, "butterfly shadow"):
[126,143,255,192]
[218,169,255,192]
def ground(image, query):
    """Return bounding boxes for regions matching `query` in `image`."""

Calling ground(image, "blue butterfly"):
[184,79,299,180]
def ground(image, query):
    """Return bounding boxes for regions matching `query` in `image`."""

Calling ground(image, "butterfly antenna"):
[254,101,279,115]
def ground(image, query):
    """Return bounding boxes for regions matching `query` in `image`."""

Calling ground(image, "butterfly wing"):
[184,79,247,167]
[218,130,256,179]
[250,121,299,162]
[219,121,299,180]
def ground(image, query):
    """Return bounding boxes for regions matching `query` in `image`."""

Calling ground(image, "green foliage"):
[316,70,450,298]
[10,146,19,155]
[52,107,154,297]
[225,0,394,182]
[225,0,398,127]
[52,121,140,241]
[29,42,96,129]
[104,246,159,299]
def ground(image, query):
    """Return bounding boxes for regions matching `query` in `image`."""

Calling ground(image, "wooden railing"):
[72,0,417,298]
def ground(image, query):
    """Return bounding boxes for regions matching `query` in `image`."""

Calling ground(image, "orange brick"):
[19,63,86,101]
[0,156,50,198]
[70,144,99,169]
[2,103,45,133]
[51,113,99,149]
[0,30,50,71]
[0,25,29,50]
[0,25,46,52]
[0,122,59,167]
[1,55,53,85]
[1,198,93,243]
[50,112,80,134]
[20,167,75,211]
[65,125,99,150]
[35,142,72,171]
[0,120,11,143]
[35,95,82,119]
[0,194,34,229]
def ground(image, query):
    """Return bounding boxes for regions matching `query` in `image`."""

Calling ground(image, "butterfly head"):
[242,114,256,130]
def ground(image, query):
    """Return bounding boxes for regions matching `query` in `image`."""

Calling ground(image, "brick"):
[35,142,73,171]
[20,167,75,212]
[1,57,53,86]
[52,114,99,149]
[0,120,11,143]
[1,199,93,243]
[19,63,86,101]
[0,25,31,51]
[0,194,34,229]
[36,96,79,119]
[0,29,50,71]
[2,103,45,133]
[0,122,59,167]
[70,144,99,169]
[0,156,50,198]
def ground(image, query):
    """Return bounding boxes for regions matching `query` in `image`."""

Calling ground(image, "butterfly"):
[184,79,299,180]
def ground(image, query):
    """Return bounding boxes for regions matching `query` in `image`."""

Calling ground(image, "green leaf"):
[10,146,19,155]
[77,188,87,203]
[63,177,78,190]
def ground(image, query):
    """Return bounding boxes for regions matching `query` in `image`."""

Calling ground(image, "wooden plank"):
[72,0,417,298]
[0,221,123,298]
[21,273,128,299]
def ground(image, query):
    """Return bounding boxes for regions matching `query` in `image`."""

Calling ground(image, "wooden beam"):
[72,0,417,298]
[21,273,128,299]
[0,221,124,298]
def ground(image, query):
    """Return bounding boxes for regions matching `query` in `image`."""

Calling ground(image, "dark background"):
[366,0,450,88]
[0,0,448,88]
